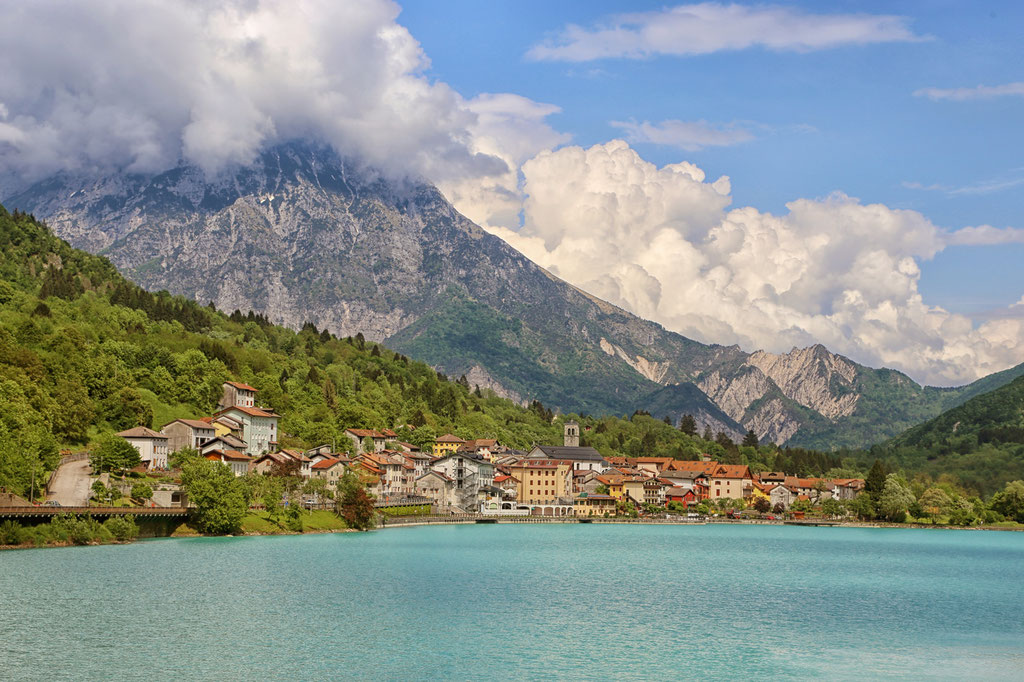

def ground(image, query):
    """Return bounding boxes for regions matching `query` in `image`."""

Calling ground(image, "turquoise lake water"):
[2,524,1023,680]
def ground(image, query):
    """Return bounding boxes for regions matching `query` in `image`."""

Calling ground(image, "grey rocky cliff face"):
[6,141,962,447]
[746,345,859,420]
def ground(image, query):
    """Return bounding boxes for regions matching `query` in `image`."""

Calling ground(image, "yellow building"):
[510,460,572,503]
[433,433,466,457]
[597,475,645,504]
[574,493,618,517]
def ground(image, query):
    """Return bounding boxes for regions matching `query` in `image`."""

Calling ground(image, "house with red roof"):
[204,449,252,477]
[218,380,258,410]
[708,464,754,500]
[311,456,346,489]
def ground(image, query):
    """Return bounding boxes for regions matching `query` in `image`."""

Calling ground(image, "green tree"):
[679,414,697,436]
[131,482,153,503]
[336,470,376,531]
[918,487,953,524]
[821,498,843,517]
[104,387,154,430]
[263,477,285,524]
[742,429,759,448]
[752,496,770,513]
[878,474,915,522]
[103,515,139,541]
[180,459,248,534]
[91,479,108,503]
[846,492,875,520]
[989,480,1024,524]
[91,434,142,474]
[169,447,201,470]
[303,477,332,509]
[865,459,887,498]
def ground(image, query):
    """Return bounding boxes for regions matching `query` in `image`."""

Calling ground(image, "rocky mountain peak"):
[6,140,1016,449]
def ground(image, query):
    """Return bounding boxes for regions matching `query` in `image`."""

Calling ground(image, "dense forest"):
[0,204,1020,501]
[868,374,1024,496]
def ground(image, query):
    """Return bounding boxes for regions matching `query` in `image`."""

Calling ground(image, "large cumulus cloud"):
[0,0,524,189]
[484,141,1023,386]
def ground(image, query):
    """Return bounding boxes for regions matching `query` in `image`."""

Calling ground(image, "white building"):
[430,453,495,509]
[215,405,279,456]
[116,427,170,470]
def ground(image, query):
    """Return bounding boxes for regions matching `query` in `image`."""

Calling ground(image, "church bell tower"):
[564,419,580,448]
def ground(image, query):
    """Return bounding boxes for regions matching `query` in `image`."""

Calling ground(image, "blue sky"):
[400,0,1024,316]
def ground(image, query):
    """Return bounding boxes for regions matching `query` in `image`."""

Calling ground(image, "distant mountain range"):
[8,141,1023,448]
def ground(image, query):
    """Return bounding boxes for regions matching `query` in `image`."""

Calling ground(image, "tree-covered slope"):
[874,374,1024,496]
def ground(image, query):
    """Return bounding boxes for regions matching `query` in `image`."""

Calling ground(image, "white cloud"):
[527,3,923,62]
[904,173,1024,197]
[610,119,754,151]
[914,82,1024,101]
[945,225,1024,246]
[480,141,1023,386]
[0,0,511,189]
[435,93,570,231]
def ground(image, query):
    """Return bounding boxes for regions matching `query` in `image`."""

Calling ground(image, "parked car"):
[43,500,61,507]
[765,514,775,520]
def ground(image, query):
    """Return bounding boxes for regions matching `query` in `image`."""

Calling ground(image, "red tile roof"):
[435,433,466,443]
[711,464,753,480]
[225,380,258,392]
[205,449,251,462]
[665,460,718,474]
[218,405,279,418]
[312,457,343,470]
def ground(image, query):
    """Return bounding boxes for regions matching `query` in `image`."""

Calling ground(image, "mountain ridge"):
[7,141,1022,448]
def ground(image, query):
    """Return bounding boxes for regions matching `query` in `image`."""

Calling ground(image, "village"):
[106,380,866,520]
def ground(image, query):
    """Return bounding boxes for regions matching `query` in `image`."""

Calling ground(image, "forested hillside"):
[0,205,848,499]
[874,375,1024,496]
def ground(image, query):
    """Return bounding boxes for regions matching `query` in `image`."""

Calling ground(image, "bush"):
[284,506,303,532]
[131,483,153,502]
[0,520,24,545]
[50,513,104,545]
[104,515,139,541]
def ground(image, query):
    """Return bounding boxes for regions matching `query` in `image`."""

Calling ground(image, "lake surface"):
[2,524,1023,680]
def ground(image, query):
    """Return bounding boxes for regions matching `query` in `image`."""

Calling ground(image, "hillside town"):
[108,381,865,518]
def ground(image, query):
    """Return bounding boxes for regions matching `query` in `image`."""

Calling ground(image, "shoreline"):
[4,516,1021,551]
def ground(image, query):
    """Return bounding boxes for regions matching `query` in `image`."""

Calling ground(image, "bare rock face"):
[8,140,1000,448]
[464,365,525,406]
[744,398,802,445]
[746,345,859,420]
[698,366,773,424]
